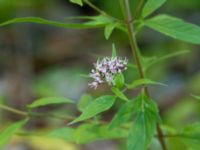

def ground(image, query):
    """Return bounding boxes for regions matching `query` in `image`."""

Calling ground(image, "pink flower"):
[88,56,128,89]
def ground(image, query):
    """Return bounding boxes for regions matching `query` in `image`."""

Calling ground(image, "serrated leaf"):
[70,0,83,6]
[127,111,157,150]
[27,97,73,108]
[104,22,118,40]
[145,14,200,44]
[127,78,167,89]
[78,94,93,112]
[0,119,28,148]
[112,43,117,57]
[70,95,116,124]
[0,17,106,29]
[127,95,159,150]
[142,0,166,18]
[111,87,128,101]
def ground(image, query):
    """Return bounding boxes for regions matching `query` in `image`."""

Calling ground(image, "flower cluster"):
[89,57,128,89]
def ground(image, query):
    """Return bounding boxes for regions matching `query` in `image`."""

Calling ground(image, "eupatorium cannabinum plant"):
[0,0,200,150]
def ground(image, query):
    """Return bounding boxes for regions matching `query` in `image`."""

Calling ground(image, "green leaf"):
[142,0,166,18]
[179,122,200,149]
[145,14,200,44]
[127,94,159,150]
[84,15,113,26]
[73,124,96,143]
[113,73,125,89]
[47,124,127,144]
[127,111,157,150]
[0,17,106,29]
[70,0,83,6]
[127,78,167,89]
[47,127,75,141]
[70,95,116,124]
[77,94,93,112]
[109,100,136,129]
[0,16,126,34]
[111,87,128,101]
[182,122,200,139]
[191,94,200,101]
[144,50,190,71]
[27,97,73,108]
[0,119,28,148]
[112,43,117,57]
[104,22,118,40]
[83,15,126,33]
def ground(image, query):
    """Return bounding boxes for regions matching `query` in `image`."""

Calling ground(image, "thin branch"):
[0,103,28,116]
[156,124,167,150]
[0,103,75,121]
[0,103,108,125]
[83,0,123,23]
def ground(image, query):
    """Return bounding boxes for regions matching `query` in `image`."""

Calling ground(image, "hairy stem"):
[121,0,167,150]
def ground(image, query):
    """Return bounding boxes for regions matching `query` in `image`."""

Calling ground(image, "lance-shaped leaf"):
[127,78,167,89]
[70,0,83,6]
[0,17,107,29]
[143,50,190,71]
[47,123,127,144]
[0,119,28,148]
[77,94,93,112]
[142,0,166,18]
[47,127,75,141]
[144,14,200,44]
[127,95,159,150]
[178,122,200,150]
[70,95,116,124]
[104,22,119,40]
[191,95,200,101]
[27,97,73,109]
[109,100,136,129]
[111,87,128,101]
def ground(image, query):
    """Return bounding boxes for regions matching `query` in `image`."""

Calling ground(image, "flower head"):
[89,57,128,89]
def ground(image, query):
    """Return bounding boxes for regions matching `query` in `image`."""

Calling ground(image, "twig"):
[0,103,75,121]
[83,0,123,23]
[0,103,28,116]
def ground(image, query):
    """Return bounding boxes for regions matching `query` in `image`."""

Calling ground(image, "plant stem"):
[83,0,123,23]
[0,103,74,121]
[121,0,167,150]
[0,103,28,116]
[157,125,167,150]
[121,0,147,94]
